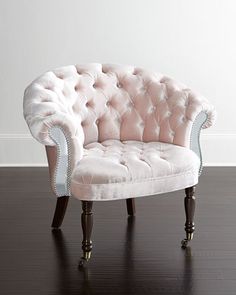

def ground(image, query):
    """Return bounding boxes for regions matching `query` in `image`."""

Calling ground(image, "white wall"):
[0,0,235,166]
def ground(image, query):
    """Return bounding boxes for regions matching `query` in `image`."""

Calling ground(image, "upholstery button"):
[141,86,146,92]
[117,82,122,88]
[75,85,80,91]
[86,102,90,107]
[152,106,156,112]
[96,119,99,125]
[120,160,125,165]
[106,101,110,106]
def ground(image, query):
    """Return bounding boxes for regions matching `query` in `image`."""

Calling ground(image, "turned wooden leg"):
[126,198,136,216]
[51,196,69,229]
[79,201,93,267]
[181,186,196,248]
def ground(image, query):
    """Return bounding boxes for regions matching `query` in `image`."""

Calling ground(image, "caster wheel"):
[78,258,89,268]
[78,251,91,268]
[78,257,89,268]
[181,239,188,248]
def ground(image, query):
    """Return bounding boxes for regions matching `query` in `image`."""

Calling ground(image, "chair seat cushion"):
[70,140,200,201]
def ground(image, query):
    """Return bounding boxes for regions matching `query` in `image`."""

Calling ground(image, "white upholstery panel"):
[70,140,200,201]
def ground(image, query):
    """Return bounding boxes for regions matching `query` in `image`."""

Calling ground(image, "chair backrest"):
[25,63,200,147]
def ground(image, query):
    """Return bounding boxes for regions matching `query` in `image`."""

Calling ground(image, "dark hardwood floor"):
[0,167,236,295]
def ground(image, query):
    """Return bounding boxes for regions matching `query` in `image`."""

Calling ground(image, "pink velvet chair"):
[23,63,216,266]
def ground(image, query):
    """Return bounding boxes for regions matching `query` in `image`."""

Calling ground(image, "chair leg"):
[79,201,93,267]
[126,198,136,216]
[51,196,69,229]
[181,186,196,248]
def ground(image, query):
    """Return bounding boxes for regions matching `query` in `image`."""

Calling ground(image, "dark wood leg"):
[79,201,93,267]
[181,186,196,248]
[51,196,69,229]
[126,198,136,216]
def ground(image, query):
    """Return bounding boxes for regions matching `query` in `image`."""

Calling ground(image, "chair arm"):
[23,83,84,196]
[182,91,216,174]
[189,111,209,175]
[157,77,216,174]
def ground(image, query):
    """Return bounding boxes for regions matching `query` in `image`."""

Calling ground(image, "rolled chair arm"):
[23,80,84,196]
[156,77,216,174]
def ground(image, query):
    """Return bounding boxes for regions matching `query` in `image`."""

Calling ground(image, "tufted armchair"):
[23,63,215,266]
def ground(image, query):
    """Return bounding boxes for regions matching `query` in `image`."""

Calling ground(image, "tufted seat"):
[71,140,200,201]
[23,63,216,265]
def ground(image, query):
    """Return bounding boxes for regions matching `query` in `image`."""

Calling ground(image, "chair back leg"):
[51,196,69,229]
[126,198,136,216]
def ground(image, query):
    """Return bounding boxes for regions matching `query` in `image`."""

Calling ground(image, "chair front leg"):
[181,186,196,248]
[79,201,93,267]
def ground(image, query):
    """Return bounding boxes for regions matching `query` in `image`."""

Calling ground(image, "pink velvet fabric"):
[24,63,215,150]
[23,63,216,200]
[70,140,200,201]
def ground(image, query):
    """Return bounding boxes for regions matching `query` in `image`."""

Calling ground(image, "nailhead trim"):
[49,126,73,197]
[189,111,208,176]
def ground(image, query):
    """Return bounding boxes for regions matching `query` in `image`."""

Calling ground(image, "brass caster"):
[78,258,88,268]
[181,232,194,248]
[78,251,91,268]
[186,232,194,241]
[181,239,189,248]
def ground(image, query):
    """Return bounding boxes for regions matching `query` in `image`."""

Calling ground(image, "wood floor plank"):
[0,167,236,295]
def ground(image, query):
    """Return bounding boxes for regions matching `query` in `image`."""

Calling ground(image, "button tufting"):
[117,82,122,88]
[106,101,110,106]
